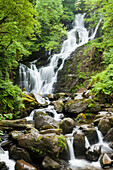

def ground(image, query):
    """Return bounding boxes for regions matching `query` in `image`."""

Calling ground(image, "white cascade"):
[19,13,101,94]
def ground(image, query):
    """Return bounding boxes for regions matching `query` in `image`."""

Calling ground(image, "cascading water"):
[19,13,102,95]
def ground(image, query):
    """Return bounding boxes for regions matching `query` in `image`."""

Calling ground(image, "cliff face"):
[54,42,103,93]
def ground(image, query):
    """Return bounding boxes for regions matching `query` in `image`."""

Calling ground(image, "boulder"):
[0,161,8,170]
[17,130,68,160]
[53,99,64,113]
[100,153,112,169]
[42,156,60,170]
[35,115,59,130]
[83,127,98,145]
[64,99,89,115]
[15,159,37,170]
[60,118,75,134]
[104,128,113,142]
[86,145,101,161]
[9,145,32,163]
[98,119,111,136]
[85,102,101,113]
[73,130,85,157]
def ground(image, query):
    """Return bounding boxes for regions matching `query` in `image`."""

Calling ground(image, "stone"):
[9,130,23,140]
[83,127,98,145]
[17,131,68,160]
[60,118,75,134]
[86,145,101,161]
[104,128,113,142]
[9,145,32,163]
[73,130,85,157]
[100,153,112,169]
[42,156,60,169]
[98,119,111,136]
[35,115,59,130]
[85,102,101,113]
[53,99,64,113]
[0,161,8,170]
[15,159,37,170]
[40,129,62,135]
[64,99,89,115]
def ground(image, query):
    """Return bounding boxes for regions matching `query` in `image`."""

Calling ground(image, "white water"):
[0,151,15,170]
[19,13,101,94]
[26,105,64,122]
[66,126,113,170]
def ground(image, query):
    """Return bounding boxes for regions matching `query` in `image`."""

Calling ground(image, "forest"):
[0,0,113,119]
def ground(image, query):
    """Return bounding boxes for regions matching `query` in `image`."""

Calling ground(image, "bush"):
[89,64,113,100]
[0,80,24,119]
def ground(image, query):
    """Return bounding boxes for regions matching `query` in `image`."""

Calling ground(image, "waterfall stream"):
[19,13,102,94]
[0,14,104,170]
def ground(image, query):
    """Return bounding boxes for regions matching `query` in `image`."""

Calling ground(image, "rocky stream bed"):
[0,90,113,170]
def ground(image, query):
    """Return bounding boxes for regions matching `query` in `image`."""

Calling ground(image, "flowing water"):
[19,13,102,95]
[65,126,112,170]
[0,14,103,170]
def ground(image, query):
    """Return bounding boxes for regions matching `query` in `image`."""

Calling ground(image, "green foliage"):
[89,64,113,99]
[0,80,24,118]
[0,0,39,78]
[35,0,67,50]
[103,48,113,65]
[62,0,76,25]
[58,135,67,150]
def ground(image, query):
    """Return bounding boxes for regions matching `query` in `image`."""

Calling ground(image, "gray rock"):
[98,119,111,136]
[73,130,85,157]
[104,128,113,142]
[60,118,75,134]
[9,145,31,163]
[65,99,89,115]
[42,156,60,169]
[35,115,59,130]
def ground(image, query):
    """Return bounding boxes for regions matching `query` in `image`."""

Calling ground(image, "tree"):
[0,0,39,79]
[35,0,67,50]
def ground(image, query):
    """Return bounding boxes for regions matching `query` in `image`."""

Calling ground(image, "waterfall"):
[19,13,101,94]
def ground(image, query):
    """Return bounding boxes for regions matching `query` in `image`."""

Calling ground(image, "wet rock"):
[42,156,60,169]
[17,130,68,160]
[0,118,27,131]
[53,93,69,100]
[83,127,98,145]
[73,130,85,157]
[54,99,64,113]
[9,130,23,140]
[35,115,59,130]
[85,102,101,113]
[0,161,8,170]
[9,145,32,163]
[86,145,101,161]
[98,119,111,136]
[104,128,113,142]
[100,153,112,169]
[64,99,89,115]
[15,159,37,170]
[33,111,48,120]
[40,129,62,135]
[60,118,75,134]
